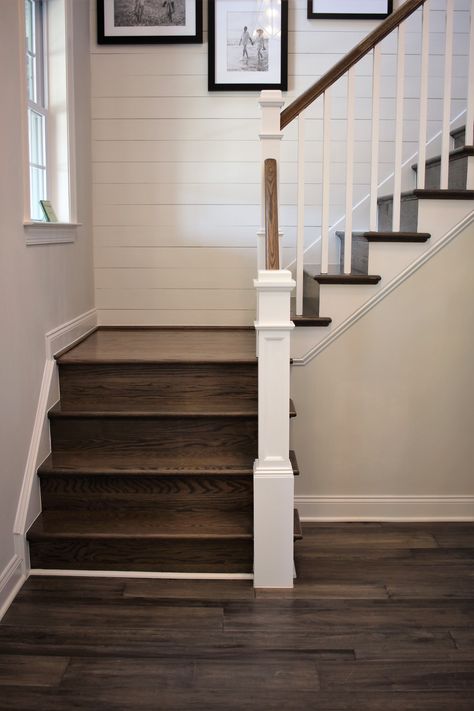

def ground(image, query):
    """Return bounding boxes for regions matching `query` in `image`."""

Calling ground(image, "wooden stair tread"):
[57,328,257,365]
[294,509,303,541]
[314,272,381,285]
[28,509,254,540]
[412,145,474,170]
[291,314,332,327]
[48,400,297,419]
[378,189,474,203]
[363,231,431,242]
[28,508,303,541]
[38,450,301,477]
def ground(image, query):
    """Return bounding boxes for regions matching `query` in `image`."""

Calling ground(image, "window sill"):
[24,221,81,246]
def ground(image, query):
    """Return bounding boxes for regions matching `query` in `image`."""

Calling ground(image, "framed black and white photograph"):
[308,0,392,20]
[208,0,288,91]
[97,0,203,44]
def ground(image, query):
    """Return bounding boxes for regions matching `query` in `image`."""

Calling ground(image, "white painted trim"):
[0,556,26,622]
[284,108,468,272]
[24,221,81,246]
[29,569,254,580]
[13,309,98,544]
[293,210,474,365]
[46,307,97,358]
[296,495,474,521]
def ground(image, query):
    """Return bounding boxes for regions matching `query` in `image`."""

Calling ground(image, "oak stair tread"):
[411,144,474,170]
[37,450,300,477]
[314,272,382,285]
[47,399,297,419]
[27,509,254,540]
[378,188,474,203]
[291,314,332,327]
[28,508,303,541]
[363,231,431,242]
[57,328,258,365]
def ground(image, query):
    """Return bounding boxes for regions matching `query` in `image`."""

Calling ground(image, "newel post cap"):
[259,90,285,109]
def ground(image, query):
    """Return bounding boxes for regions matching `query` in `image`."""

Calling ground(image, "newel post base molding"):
[253,269,295,588]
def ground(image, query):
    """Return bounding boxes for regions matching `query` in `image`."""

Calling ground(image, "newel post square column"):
[258,90,285,270]
[254,269,295,588]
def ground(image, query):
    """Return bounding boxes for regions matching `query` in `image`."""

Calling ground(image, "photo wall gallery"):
[97,0,393,91]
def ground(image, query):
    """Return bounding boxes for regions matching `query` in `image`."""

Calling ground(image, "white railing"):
[270,0,473,316]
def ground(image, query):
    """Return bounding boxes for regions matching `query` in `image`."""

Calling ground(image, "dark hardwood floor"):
[1,522,473,710]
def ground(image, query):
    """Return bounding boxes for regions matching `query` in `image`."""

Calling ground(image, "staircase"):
[27,327,301,574]
[294,122,474,317]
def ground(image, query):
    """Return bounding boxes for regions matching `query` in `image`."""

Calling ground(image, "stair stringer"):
[291,206,474,364]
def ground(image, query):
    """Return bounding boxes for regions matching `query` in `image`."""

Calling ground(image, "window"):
[22,0,78,241]
[25,0,48,221]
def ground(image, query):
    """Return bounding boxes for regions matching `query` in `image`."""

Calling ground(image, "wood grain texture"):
[3,522,474,709]
[264,159,280,270]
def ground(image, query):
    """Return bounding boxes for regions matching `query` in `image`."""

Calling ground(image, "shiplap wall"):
[91,0,470,326]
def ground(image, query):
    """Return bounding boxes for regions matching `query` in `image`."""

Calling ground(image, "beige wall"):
[0,0,94,574]
[291,221,474,514]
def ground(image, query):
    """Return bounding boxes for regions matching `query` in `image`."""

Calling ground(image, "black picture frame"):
[97,0,203,44]
[208,0,288,92]
[307,0,392,20]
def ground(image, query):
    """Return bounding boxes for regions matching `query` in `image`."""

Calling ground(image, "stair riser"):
[452,128,465,149]
[336,233,368,274]
[418,155,468,191]
[378,196,418,232]
[49,417,258,456]
[39,475,253,512]
[58,363,258,411]
[28,538,253,573]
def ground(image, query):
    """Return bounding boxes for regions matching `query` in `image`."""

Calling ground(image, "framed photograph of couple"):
[208,0,288,91]
[308,1,392,20]
[97,0,203,44]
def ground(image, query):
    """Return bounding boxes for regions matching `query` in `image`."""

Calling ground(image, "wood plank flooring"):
[1,522,474,709]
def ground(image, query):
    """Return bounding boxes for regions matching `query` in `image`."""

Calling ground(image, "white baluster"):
[417,1,430,190]
[393,22,406,232]
[321,89,332,273]
[465,0,474,147]
[440,1,454,189]
[296,112,305,315]
[369,45,381,231]
[344,67,355,273]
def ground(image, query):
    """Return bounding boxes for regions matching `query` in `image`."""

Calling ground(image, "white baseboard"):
[296,495,474,521]
[0,556,26,622]
[13,309,98,543]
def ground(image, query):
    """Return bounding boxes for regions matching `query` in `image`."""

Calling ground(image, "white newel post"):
[258,90,285,270]
[254,271,295,588]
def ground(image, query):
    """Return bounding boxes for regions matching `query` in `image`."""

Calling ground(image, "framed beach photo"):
[97,0,203,44]
[308,0,392,20]
[208,0,288,91]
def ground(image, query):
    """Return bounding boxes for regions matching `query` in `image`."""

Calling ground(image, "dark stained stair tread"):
[48,400,297,419]
[363,231,431,242]
[27,509,254,540]
[411,145,474,172]
[378,189,474,203]
[291,315,332,327]
[294,509,303,541]
[38,450,300,478]
[56,328,258,365]
[314,273,381,285]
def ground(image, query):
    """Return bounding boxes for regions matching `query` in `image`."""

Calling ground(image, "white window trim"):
[19,0,80,245]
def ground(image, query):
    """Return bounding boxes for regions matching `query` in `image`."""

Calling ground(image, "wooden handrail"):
[264,158,280,270]
[280,0,426,129]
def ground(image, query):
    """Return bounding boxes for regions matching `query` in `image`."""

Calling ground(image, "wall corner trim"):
[0,556,25,622]
[13,308,98,543]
